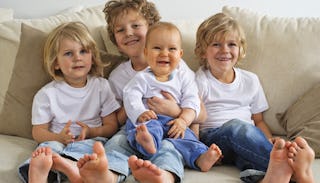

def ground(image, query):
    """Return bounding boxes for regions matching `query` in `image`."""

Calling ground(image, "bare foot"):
[136,124,156,154]
[261,138,293,183]
[288,137,315,183]
[77,142,118,183]
[28,147,53,183]
[52,153,82,183]
[196,144,222,172]
[128,155,175,183]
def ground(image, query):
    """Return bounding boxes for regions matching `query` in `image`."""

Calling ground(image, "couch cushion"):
[0,5,108,139]
[278,83,320,158]
[223,6,320,135]
[0,8,13,22]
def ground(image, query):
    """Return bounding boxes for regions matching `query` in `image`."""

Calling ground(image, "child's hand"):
[59,120,75,145]
[147,91,181,118]
[138,110,157,123]
[76,121,89,141]
[167,118,187,139]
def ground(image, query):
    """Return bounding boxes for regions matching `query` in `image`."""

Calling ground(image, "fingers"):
[167,120,186,139]
[161,91,175,101]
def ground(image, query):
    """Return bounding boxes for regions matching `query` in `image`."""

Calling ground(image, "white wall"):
[1,0,320,19]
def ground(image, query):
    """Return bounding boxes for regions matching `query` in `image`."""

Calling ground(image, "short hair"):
[103,0,161,46]
[195,13,247,68]
[43,21,104,81]
[145,21,182,48]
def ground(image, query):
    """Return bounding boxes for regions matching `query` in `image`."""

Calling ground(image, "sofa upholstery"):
[0,4,319,183]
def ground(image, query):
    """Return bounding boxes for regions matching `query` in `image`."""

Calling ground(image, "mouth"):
[157,60,170,65]
[216,57,231,62]
[72,65,85,69]
[125,38,139,46]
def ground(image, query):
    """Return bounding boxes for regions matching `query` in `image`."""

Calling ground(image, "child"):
[18,21,120,183]
[194,12,273,182]
[123,21,221,171]
[75,1,201,182]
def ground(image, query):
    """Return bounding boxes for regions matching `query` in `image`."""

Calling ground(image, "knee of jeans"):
[161,139,175,149]
[39,141,64,152]
[223,119,253,137]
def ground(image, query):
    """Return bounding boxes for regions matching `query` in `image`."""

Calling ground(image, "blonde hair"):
[43,21,104,81]
[195,13,247,69]
[145,21,182,47]
[103,0,161,46]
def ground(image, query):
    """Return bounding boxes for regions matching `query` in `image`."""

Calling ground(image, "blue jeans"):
[18,137,108,183]
[199,119,272,182]
[126,114,208,170]
[105,126,185,182]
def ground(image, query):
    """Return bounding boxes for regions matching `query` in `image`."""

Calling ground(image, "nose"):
[159,49,169,56]
[73,52,82,61]
[125,28,133,37]
[221,44,230,52]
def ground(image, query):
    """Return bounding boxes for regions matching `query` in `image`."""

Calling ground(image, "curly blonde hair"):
[43,21,104,81]
[103,0,161,46]
[194,13,247,69]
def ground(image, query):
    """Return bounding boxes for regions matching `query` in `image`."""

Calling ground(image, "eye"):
[152,46,161,50]
[132,24,140,29]
[80,49,88,54]
[211,42,220,47]
[64,51,72,57]
[169,47,177,51]
[115,28,124,33]
[229,42,238,47]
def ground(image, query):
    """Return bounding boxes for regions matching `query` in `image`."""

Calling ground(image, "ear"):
[54,60,60,70]
[180,49,183,57]
[144,47,148,57]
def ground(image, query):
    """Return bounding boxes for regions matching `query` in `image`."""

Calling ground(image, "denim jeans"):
[18,137,108,183]
[199,119,272,182]
[126,114,208,170]
[105,126,185,182]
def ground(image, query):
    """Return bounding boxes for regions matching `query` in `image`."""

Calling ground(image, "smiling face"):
[113,9,149,59]
[203,32,240,82]
[144,23,183,82]
[55,38,92,87]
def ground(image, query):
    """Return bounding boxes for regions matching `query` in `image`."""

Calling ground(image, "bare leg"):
[128,155,175,183]
[136,124,156,154]
[52,153,82,183]
[261,138,293,183]
[288,137,315,183]
[196,144,222,172]
[28,147,53,183]
[77,142,118,183]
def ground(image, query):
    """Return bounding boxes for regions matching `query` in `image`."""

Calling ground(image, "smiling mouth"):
[72,66,84,69]
[125,39,139,46]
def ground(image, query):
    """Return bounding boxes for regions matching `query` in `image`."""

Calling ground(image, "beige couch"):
[0,5,319,183]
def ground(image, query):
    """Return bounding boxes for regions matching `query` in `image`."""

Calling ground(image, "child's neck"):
[131,55,148,71]
[211,68,235,84]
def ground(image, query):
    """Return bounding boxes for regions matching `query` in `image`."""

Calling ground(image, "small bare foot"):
[77,142,118,183]
[196,144,222,172]
[261,138,293,183]
[136,124,156,154]
[52,153,81,183]
[28,147,53,183]
[288,137,315,183]
[128,155,175,183]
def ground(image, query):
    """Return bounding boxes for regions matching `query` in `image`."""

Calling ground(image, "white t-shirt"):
[196,67,269,130]
[32,76,120,136]
[123,67,200,124]
[108,59,194,104]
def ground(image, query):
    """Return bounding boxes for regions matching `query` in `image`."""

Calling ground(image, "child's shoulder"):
[235,67,259,80]
[109,60,131,78]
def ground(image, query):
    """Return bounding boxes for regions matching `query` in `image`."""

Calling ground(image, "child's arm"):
[192,99,207,123]
[167,108,196,139]
[189,123,200,139]
[252,112,273,139]
[32,121,75,145]
[77,111,119,140]
[116,106,127,126]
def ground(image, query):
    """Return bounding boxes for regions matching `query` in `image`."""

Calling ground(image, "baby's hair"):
[145,21,182,48]
[195,12,247,69]
[43,21,104,81]
[103,0,161,46]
